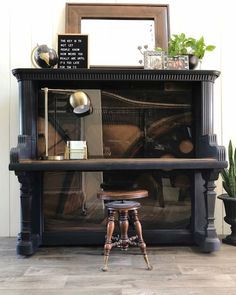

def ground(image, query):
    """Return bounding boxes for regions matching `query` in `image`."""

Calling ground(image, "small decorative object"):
[138,45,165,69]
[143,51,164,69]
[57,34,89,69]
[138,45,148,66]
[65,141,88,159]
[165,55,189,70]
[32,44,58,68]
[218,140,236,245]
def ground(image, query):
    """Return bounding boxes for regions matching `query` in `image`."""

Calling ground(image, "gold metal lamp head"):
[69,91,92,116]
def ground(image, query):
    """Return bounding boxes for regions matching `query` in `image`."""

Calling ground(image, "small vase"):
[188,54,199,70]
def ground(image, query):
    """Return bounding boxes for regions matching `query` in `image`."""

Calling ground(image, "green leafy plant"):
[221,140,236,197]
[167,33,216,60]
[168,33,190,57]
[187,36,216,60]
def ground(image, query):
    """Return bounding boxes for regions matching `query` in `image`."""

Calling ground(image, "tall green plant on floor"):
[218,140,236,245]
[221,140,236,197]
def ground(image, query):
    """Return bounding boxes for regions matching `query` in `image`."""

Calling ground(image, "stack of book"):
[65,141,88,159]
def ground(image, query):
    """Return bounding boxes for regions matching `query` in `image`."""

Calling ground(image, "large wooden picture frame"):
[65,3,170,67]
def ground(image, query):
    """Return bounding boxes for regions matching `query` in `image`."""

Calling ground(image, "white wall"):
[0,0,233,236]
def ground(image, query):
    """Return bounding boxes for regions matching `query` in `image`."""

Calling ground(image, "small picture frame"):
[164,55,189,70]
[144,51,164,70]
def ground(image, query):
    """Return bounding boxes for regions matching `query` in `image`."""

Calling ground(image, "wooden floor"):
[1,237,236,294]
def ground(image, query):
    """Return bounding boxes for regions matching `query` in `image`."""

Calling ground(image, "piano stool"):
[97,189,153,271]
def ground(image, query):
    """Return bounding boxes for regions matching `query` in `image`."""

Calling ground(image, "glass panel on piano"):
[37,84,194,232]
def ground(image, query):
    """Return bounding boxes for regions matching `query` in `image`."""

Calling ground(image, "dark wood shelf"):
[9,158,227,172]
[12,68,220,83]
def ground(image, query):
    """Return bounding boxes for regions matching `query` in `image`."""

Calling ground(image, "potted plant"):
[218,140,236,245]
[187,36,216,68]
[168,33,190,56]
[167,33,216,69]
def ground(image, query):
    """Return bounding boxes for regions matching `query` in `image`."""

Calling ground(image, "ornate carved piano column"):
[15,171,36,255]
[200,170,221,252]
[10,135,40,255]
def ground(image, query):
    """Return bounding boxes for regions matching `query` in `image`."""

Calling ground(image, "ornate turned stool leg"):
[119,209,129,250]
[132,209,153,270]
[102,209,115,272]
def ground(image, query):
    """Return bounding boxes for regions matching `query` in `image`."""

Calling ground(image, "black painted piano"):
[9,68,227,255]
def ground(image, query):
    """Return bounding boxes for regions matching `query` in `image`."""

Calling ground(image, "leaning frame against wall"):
[65,3,170,46]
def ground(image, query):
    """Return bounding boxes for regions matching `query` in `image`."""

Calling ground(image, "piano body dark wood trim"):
[9,69,226,255]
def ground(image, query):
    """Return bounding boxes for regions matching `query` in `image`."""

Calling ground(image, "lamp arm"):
[42,87,49,158]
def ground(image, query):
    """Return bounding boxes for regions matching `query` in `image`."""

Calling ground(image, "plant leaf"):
[222,141,236,197]
[228,140,233,167]
[206,45,216,51]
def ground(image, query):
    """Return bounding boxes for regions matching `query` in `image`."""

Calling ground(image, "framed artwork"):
[165,55,189,70]
[144,51,165,69]
[65,4,170,67]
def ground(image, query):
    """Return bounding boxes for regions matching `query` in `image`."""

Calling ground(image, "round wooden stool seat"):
[97,189,148,201]
[98,188,152,272]
[105,200,140,210]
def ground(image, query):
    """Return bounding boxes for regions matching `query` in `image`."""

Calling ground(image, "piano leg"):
[195,170,221,253]
[16,171,40,256]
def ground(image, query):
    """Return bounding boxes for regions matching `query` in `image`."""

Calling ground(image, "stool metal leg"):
[132,209,153,270]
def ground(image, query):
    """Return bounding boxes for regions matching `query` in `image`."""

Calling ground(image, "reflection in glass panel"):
[38,85,193,232]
